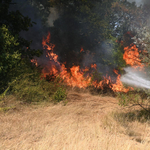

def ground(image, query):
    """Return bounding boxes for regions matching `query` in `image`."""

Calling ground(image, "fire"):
[42,32,58,63]
[113,69,118,75]
[112,74,132,93]
[31,32,145,93]
[93,76,111,90]
[60,66,92,88]
[123,44,143,68]
[41,33,92,88]
[80,47,84,52]
[111,69,132,93]
[91,64,97,69]
[31,59,38,66]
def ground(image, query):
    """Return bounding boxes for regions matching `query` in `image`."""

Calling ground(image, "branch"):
[137,103,150,112]
[126,103,150,113]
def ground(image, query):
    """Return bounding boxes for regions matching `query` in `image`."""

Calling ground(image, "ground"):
[0,91,150,150]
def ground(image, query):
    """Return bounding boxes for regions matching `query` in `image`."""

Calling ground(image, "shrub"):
[52,87,67,103]
[10,73,58,103]
[0,24,21,92]
[117,89,150,113]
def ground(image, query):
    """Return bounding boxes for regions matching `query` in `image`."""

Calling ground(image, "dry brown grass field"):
[0,91,150,150]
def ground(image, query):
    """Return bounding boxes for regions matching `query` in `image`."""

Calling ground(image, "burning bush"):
[31,32,132,93]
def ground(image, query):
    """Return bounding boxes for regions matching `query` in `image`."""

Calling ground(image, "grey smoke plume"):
[127,0,150,6]
[127,0,142,6]
[143,0,150,5]
[10,0,58,49]
[47,8,59,27]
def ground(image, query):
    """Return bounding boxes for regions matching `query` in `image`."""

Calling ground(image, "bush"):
[52,87,67,103]
[117,89,150,113]
[0,24,21,92]
[10,73,59,103]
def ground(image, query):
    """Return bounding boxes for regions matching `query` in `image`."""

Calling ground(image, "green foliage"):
[112,42,126,69]
[133,26,150,67]
[49,0,142,69]
[117,89,150,113]
[0,1,43,93]
[52,87,67,103]
[0,25,21,91]
[10,73,58,103]
[113,109,150,124]
[117,92,141,106]
[0,24,20,71]
[0,106,15,112]
[91,70,102,83]
[99,37,126,68]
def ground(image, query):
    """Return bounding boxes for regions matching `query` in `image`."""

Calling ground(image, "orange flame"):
[41,33,92,88]
[113,69,119,75]
[112,74,132,93]
[80,47,84,53]
[123,44,143,68]
[31,59,38,67]
[32,32,142,92]
[91,64,97,69]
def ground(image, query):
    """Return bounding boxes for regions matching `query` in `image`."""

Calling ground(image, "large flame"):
[31,32,143,92]
[41,32,92,88]
[123,44,143,68]
[112,69,133,92]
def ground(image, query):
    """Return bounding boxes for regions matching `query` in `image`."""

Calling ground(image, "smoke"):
[9,0,60,69]
[127,0,143,6]
[8,0,149,85]
[121,67,150,89]
[143,0,150,5]
[127,0,150,6]
[10,0,58,50]
[47,8,59,27]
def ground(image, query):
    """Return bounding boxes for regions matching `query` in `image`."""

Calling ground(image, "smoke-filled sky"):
[127,0,150,6]
[127,0,142,6]
[10,0,58,50]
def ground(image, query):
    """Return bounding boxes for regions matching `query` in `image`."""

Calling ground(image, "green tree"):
[47,0,143,69]
[0,25,21,89]
[0,0,42,92]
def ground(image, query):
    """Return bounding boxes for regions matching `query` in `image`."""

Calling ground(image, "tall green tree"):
[0,0,42,92]
[47,0,144,69]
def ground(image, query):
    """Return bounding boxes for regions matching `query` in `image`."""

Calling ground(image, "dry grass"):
[0,92,150,150]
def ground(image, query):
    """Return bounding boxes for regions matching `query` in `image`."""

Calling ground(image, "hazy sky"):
[127,0,150,6]
[127,0,143,6]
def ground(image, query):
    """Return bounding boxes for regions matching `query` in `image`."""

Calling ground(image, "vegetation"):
[52,87,67,103]
[0,0,63,103]
[0,0,42,93]
[49,0,140,68]
[1,0,150,111]
[1,1,150,147]
[117,88,150,113]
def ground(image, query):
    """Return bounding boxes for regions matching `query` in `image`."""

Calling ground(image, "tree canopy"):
[1,0,150,92]
[47,0,146,68]
[0,0,42,92]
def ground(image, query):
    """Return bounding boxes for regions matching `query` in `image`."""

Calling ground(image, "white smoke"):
[127,0,150,6]
[121,67,150,89]
[127,0,143,6]
[47,8,59,27]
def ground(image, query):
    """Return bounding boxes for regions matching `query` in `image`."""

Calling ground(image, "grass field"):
[0,91,150,150]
